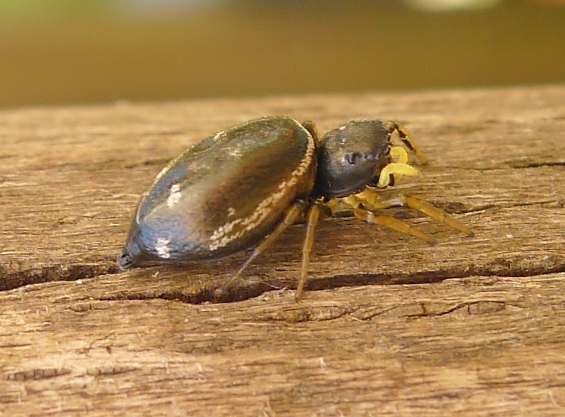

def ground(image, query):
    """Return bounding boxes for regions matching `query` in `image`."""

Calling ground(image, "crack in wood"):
[87,260,565,306]
[5,367,72,382]
[409,300,508,317]
[0,264,120,292]
[510,161,565,169]
[86,366,139,377]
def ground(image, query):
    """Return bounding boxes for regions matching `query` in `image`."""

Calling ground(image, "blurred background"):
[1,0,564,108]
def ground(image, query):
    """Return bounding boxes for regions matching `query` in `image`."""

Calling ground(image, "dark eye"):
[345,152,362,165]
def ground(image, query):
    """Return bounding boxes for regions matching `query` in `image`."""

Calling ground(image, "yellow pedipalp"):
[377,162,420,188]
[389,146,408,164]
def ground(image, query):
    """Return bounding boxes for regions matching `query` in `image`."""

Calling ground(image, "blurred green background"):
[1,0,564,108]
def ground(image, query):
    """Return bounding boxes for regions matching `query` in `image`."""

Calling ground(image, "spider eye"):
[345,152,362,165]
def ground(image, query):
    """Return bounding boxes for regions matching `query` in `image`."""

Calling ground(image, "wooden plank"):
[1,85,565,415]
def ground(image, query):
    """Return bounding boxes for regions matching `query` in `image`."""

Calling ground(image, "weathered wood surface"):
[1,86,565,416]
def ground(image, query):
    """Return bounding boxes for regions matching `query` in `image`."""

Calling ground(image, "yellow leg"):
[401,195,473,235]
[295,203,322,301]
[343,193,433,241]
[356,189,472,235]
[353,206,434,243]
[355,188,387,209]
[384,120,428,164]
[222,200,305,292]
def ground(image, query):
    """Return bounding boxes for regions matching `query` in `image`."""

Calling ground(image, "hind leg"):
[295,201,323,301]
[221,200,305,293]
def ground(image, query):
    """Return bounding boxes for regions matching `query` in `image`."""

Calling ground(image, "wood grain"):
[1,86,565,416]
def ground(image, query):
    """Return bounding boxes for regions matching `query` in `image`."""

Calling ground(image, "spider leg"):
[384,120,428,164]
[397,195,472,235]
[301,120,320,146]
[356,189,472,235]
[295,201,322,301]
[344,195,434,243]
[222,200,305,293]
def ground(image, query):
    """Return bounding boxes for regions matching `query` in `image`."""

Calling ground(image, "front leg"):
[356,189,472,235]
